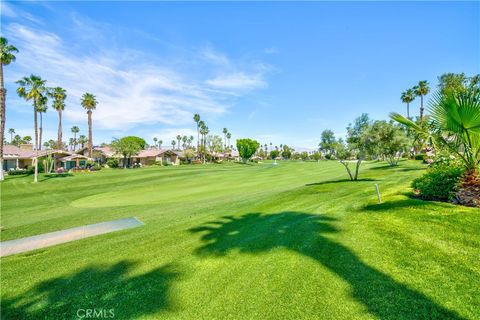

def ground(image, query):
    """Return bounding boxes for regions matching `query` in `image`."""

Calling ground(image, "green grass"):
[1,160,479,319]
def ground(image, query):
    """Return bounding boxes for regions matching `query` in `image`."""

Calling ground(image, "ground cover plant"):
[1,161,479,319]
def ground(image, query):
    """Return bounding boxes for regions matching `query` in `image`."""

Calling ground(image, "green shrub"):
[106,158,119,168]
[412,163,464,201]
[414,153,426,161]
[92,163,102,171]
[7,169,30,176]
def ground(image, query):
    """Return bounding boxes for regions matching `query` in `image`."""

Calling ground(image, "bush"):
[7,169,30,176]
[106,158,119,168]
[414,153,426,161]
[92,163,102,171]
[412,162,464,201]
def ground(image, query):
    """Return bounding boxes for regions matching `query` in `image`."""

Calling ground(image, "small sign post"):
[375,184,381,204]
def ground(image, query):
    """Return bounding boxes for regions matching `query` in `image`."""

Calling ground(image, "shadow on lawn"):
[306,178,378,186]
[190,212,464,320]
[1,260,180,320]
[363,198,432,211]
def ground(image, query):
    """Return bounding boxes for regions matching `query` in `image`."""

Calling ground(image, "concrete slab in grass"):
[0,217,144,257]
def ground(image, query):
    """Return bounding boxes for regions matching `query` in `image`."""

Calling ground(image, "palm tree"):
[401,88,415,118]
[0,37,18,181]
[153,137,158,149]
[227,132,232,149]
[171,140,176,149]
[176,135,182,151]
[78,135,87,149]
[8,128,14,143]
[49,87,66,149]
[69,138,75,151]
[391,90,480,206]
[158,139,163,150]
[182,135,188,150]
[189,135,194,148]
[413,80,430,120]
[37,95,48,149]
[194,114,200,151]
[80,93,98,157]
[16,75,47,183]
[71,126,79,151]
[223,128,228,149]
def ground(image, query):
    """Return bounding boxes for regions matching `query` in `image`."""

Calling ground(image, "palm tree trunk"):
[39,111,43,150]
[420,95,424,120]
[88,111,92,157]
[58,110,62,149]
[34,97,38,151]
[407,103,410,119]
[197,125,199,155]
[0,63,5,181]
[73,133,77,151]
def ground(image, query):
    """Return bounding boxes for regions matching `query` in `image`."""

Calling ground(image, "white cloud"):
[4,17,271,133]
[206,72,266,91]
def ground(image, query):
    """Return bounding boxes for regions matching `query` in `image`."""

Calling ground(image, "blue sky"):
[1,1,479,150]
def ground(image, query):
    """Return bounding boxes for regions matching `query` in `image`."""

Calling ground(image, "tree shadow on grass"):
[189,212,465,319]
[363,198,432,211]
[306,178,378,186]
[1,260,180,320]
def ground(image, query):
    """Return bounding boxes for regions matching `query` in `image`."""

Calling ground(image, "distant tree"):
[223,128,228,149]
[437,73,480,96]
[361,120,410,166]
[300,151,309,161]
[171,140,176,149]
[37,95,48,149]
[23,135,32,144]
[281,145,293,159]
[153,137,158,149]
[12,134,22,146]
[78,135,87,149]
[226,132,232,149]
[158,139,163,149]
[8,128,14,143]
[207,134,223,154]
[319,129,337,156]
[80,92,98,157]
[182,135,188,150]
[49,87,66,149]
[236,138,260,163]
[71,126,79,151]
[401,89,415,118]
[312,151,322,162]
[111,136,145,168]
[194,114,200,151]
[413,80,430,120]
[346,114,371,154]
[176,135,181,150]
[269,149,280,159]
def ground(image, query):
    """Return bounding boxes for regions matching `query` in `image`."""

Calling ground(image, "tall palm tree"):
[153,137,158,149]
[49,87,66,149]
[8,128,14,143]
[0,37,18,181]
[80,93,98,157]
[17,75,47,183]
[189,135,194,148]
[401,88,415,118]
[182,135,188,150]
[71,126,79,151]
[194,114,200,151]
[158,139,163,150]
[176,135,182,150]
[226,132,231,149]
[37,95,48,149]
[391,90,480,206]
[223,128,228,149]
[171,140,176,149]
[413,80,430,120]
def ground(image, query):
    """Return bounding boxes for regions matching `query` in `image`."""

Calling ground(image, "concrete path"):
[1,217,144,257]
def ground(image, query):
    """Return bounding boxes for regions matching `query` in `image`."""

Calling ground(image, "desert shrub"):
[106,158,119,168]
[412,162,464,201]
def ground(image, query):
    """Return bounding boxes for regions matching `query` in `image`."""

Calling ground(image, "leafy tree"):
[236,138,260,163]
[0,37,18,181]
[16,74,47,183]
[346,114,371,149]
[300,152,309,161]
[361,120,410,166]
[80,93,98,157]
[111,136,146,168]
[207,135,223,154]
[281,145,293,159]
[413,80,430,120]
[312,151,322,162]
[401,89,415,118]
[269,149,279,159]
[319,129,337,156]
[437,73,480,96]
[391,89,480,206]
[49,87,66,149]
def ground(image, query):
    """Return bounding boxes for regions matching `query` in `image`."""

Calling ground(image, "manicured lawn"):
[1,161,479,319]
